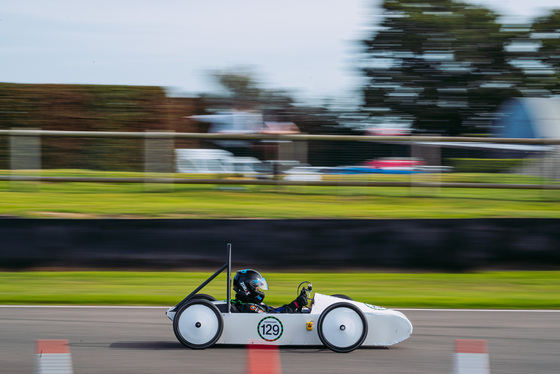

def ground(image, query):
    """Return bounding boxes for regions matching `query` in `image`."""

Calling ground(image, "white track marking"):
[454,340,490,374]
[36,340,73,374]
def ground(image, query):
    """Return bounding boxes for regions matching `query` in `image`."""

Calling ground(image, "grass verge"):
[1,171,559,218]
[1,271,559,309]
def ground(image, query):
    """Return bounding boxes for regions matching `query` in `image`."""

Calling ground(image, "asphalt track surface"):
[1,306,559,374]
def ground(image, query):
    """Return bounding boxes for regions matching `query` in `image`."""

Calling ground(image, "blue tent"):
[492,97,560,139]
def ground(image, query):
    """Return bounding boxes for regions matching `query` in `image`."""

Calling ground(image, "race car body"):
[166,244,413,352]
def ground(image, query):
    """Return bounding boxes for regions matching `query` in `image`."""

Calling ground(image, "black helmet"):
[233,269,269,303]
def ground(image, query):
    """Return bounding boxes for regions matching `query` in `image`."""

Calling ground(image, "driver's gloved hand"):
[295,289,308,308]
[285,289,309,312]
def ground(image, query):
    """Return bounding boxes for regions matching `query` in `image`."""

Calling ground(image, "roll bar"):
[173,243,233,313]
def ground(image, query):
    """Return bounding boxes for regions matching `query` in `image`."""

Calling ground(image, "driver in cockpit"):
[231,269,308,313]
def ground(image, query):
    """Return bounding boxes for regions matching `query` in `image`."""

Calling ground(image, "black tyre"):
[317,302,368,353]
[173,299,223,349]
[331,294,354,301]
[191,294,217,302]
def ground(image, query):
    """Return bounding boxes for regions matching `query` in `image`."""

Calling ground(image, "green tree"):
[361,0,524,135]
[212,67,263,106]
[207,68,347,134]
[526,10,560,95]
[208,67,296,113]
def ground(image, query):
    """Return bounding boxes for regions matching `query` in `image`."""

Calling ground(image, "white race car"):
[167,244,413,353]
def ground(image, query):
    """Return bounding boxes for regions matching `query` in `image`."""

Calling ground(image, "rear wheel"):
[191,294,217,302]
[318,302,368,353]
[173,299,223,349]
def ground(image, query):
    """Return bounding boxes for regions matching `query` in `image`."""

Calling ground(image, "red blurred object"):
[364,157,426,170]
[247,344,282,374]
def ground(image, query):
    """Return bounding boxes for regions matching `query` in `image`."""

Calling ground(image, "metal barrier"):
[1,129,559,190]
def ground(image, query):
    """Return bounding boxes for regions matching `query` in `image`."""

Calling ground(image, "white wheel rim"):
[177,304,219,345]
[321,307,364,348]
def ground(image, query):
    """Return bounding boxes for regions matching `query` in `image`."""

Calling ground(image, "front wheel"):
[173,299,223,349]
[317,302,368,353]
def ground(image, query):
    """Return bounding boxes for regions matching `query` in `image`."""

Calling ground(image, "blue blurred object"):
[327,166,423,174]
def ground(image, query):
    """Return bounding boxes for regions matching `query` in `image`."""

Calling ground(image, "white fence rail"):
[1,129,559,190]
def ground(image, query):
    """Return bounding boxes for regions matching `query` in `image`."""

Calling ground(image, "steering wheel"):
[297,281,313,312]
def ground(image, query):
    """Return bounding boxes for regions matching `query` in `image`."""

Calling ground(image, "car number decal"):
[257,316,284,342]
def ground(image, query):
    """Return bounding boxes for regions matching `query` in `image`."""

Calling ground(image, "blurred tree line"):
[2,1,559,170]
[204,67,356,136]
[199,2,560,139]
[201,68,371,166]
[361,0,560,135]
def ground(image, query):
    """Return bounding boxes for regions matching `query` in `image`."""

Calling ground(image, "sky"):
[1,0,559,104]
